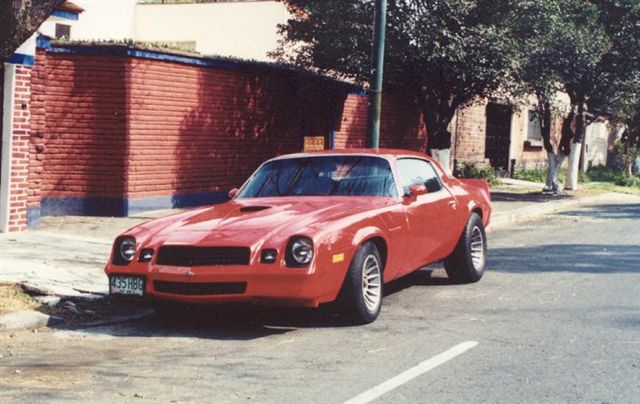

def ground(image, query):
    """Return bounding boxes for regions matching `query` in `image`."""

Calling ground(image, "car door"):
[396,158,459,272]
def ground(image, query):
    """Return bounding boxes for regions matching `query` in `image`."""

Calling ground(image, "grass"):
[512,164,640,194]
[581,181,640,196]
[0,283,39,315]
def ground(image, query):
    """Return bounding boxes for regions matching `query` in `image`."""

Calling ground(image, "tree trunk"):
[0,0,65,62]
[537,98,565,193]
[565,101,586,190]
[421,99,454,175]
[545,152,565,193]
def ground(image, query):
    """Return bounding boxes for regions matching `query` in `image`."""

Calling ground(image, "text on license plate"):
[110,276,145,296]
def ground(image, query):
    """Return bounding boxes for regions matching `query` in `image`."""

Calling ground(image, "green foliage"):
[515,0,640,147]
[513,164,640,188]
[615,174,640,187]
[512,166,548,183]
[54,38,201,55]
[586,165,621,182]
[456,162,500,186]
[613,138,640,176]
[274,0,520,149]
[584,165,640,188]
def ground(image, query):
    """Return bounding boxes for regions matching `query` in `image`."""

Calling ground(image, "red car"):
[105,149,491,324]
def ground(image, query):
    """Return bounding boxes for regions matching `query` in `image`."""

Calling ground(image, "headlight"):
[114,236,136,264]
[286,236,314,267]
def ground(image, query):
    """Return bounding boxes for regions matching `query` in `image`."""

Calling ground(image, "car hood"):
[141,196,394,247]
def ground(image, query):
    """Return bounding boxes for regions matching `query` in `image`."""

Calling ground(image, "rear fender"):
[458,179,491,226]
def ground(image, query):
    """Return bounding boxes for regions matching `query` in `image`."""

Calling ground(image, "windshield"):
[238,156,398,198]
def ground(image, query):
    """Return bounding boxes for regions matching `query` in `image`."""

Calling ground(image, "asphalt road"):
[1,199,639,403]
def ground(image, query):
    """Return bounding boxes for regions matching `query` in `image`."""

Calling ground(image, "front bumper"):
[106,261,346,308]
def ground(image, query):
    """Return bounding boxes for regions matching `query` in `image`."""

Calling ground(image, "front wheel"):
[444,213,486,284]
[338,242,383,324]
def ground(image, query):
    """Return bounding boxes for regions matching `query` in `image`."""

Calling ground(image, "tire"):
[338,242,384,325]
[444,213,486,284]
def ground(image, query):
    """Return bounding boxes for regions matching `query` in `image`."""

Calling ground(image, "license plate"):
[110,276,145,296]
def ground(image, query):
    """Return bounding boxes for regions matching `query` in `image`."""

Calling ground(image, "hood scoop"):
[239,206,272,213]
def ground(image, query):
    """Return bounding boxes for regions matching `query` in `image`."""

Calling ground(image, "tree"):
[0,0,65,63]
[516,0,640,190]
[609,73,640,176]
[273,0,520,172]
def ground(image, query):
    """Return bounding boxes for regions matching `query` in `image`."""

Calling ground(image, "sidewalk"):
[0,209,182,299]
[1,180,639,329]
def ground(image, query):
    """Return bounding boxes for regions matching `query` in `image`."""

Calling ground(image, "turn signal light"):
[261,249,278,264]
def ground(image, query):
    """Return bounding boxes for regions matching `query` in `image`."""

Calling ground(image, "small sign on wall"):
[303,136,325,152]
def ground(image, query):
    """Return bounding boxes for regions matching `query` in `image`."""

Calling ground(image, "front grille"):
[156,246,250,266]
[153,281,247,296]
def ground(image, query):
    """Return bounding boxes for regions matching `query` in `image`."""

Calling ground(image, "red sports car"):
[105,149,491,324]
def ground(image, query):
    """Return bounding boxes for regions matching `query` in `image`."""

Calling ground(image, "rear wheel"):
[444,213,486,283]
[338,242,383,324]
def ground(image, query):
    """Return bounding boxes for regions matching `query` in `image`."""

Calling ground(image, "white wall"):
[134,1,290,60]
[1,65,16,232]
[585,122,610,167]
[73,0,137,41]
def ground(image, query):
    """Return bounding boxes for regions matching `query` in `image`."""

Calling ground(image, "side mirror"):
[228,188,239,199]
[409,184,428,196]
[402,184,428,203]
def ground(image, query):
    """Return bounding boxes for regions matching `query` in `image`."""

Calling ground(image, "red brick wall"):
[451,102,487,163]
[6,66,32,231]
[27,48,347,216]
[126,59,329,198]
[334,93,426,151]
[29,53,128,203]
[334,94,367,148]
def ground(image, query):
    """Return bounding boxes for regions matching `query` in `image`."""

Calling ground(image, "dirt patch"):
[38,296,153,328]
[1,281,153,329]
[0,284,39,314]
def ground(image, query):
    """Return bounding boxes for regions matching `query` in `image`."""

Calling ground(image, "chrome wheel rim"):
[470,226,485,270]
[362,255,382,312]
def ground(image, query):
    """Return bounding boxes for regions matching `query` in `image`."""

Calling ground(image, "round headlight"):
[287,237,314,266]
[118,237,136,262]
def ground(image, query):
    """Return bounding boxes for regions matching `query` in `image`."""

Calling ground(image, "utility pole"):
[366,0,387,149]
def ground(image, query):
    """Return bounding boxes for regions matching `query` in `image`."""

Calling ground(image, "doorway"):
[484,103,512,171]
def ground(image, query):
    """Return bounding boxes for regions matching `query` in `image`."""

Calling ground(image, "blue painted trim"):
[7,53,35,66]
[27,208,41,228]
[41,197,127,217]
[41,43,354,88]
[51,9,79,20]
[127,192,229,216]
[47,45,241,70]
[39,192,229,217]
[329,117,336,149]
[350,90,368,96]
[36,36,52,50]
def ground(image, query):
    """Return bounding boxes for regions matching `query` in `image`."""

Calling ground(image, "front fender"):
[351,225,386,249]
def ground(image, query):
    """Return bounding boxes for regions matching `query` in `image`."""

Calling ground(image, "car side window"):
[396,158,443,195]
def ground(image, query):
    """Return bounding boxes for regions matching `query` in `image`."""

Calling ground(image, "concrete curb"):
[0,305,155,333]
[0,310,63,332]
[490,192,622,230]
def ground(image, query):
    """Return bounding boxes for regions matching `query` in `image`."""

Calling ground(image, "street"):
[1,200,639,403]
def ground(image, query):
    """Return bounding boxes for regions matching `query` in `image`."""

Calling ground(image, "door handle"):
[448,200,457,207]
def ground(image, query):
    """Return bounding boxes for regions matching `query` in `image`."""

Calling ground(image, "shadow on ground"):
[490,191,571,203]
[489,244,639,274]
[48,269,456,340]
[558,203,640,219]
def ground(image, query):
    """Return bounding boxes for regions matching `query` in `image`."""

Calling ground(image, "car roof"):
[269,148,429,161]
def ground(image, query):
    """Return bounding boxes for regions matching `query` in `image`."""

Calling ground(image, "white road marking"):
[343,341,479,404]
